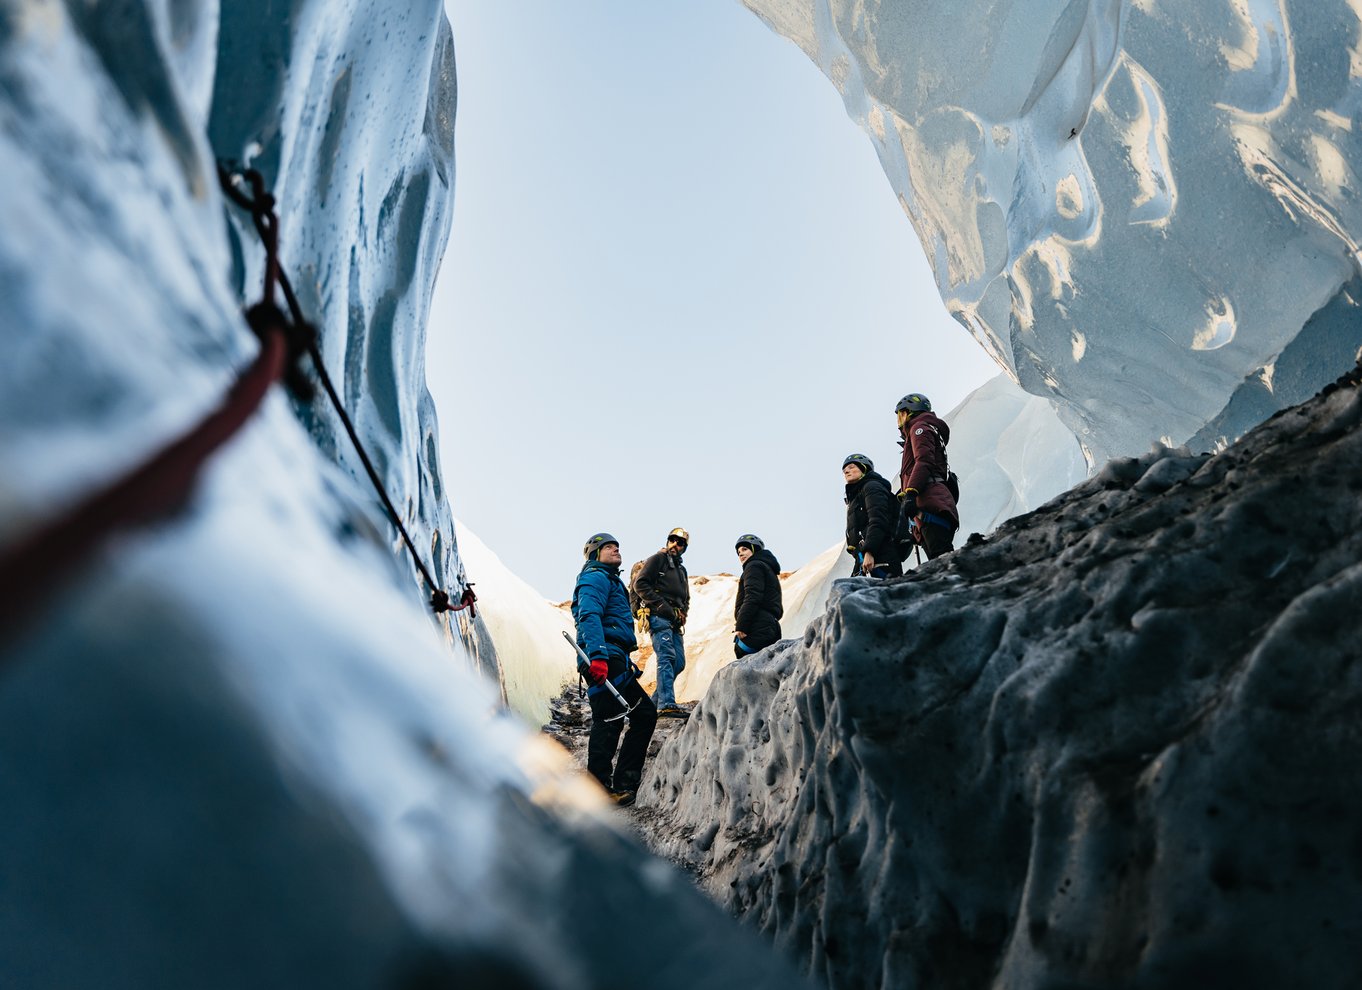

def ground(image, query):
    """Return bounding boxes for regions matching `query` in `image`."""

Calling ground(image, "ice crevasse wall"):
[0,3,802,987]
[745,0,1362,463]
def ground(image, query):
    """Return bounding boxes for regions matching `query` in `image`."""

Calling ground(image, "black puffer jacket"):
[846,470,902,575]
[633,549,690,623]
[735,548,783,649]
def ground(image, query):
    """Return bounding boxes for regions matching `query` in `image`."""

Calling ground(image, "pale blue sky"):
[428,0,998,599]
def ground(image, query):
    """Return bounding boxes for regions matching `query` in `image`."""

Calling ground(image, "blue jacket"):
[572,561,637,660]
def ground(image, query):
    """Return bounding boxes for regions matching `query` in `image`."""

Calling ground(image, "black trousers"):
[734,621,780,658]
[921,521,955,559]
[586,675,656,792]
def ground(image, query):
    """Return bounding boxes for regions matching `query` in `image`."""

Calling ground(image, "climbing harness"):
[0,165,473,643]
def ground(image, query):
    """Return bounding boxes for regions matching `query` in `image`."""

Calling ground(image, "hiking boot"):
[609,789,636,807]
[657,705,690,720]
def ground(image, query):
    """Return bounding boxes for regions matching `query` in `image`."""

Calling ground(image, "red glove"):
[589,659,609,683]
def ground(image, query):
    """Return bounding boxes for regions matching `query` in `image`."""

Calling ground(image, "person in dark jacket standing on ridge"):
[843,454,902,578]
[733,534,783,658]
[632,527,691,719]
[895,393,959,559]
[572,533,656,806]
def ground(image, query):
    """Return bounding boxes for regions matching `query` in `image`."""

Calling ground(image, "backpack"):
[627,559,646,615]
[945,470,961,506]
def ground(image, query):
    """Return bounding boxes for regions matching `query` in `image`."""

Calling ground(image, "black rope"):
[218,162,466,616]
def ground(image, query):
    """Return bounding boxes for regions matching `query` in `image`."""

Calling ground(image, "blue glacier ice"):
[743,0,1362,462]
[6,1,1362,987]
[0,3,800,986]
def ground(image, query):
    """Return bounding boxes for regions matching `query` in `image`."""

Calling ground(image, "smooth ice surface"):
[455,521,576,725]
[743,0,1362,461]
[944,372,1089,535]
[637,374,1362,988]
[0,4,801,986]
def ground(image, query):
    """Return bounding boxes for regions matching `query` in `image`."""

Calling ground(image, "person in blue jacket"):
[572,532,657,806]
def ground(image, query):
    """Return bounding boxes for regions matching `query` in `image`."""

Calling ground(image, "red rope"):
[431,584,477,619]
[0,315,289,639]
[0,165,473,644]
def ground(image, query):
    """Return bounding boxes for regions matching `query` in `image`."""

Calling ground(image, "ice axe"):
[563,631,639,722]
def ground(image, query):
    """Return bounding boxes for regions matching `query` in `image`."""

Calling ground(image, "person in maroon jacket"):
[895,393,959,559]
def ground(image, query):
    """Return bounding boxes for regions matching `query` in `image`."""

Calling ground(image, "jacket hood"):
[745,548,781,573]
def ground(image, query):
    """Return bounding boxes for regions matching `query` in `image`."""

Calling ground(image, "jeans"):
[648,614,686,709]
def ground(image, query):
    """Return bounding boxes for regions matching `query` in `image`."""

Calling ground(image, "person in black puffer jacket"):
[843,453,903,578]
[733,534,783,658]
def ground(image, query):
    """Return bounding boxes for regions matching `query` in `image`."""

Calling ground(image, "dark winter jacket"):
[845,470,901,570]
[633,549,690,623]
[572,561,637,661]
[735,548,783,649]
[898,411,958,525]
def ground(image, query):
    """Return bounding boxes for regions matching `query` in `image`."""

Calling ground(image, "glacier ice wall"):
[638,374,1362,988]
[743,0,1362,462]
[944,373,1089,536]
[0,3,802,986]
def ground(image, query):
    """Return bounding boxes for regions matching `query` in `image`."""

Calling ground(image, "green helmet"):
[842,453,874,474]
[583,532,619,560]
[735,533,765,552]
[895,393,932,415]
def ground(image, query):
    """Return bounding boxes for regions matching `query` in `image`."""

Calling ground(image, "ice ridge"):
[742,0,1362,463]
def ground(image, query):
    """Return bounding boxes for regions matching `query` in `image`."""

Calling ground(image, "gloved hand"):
[846,544,858,557]
[899,488,919,516]
[675,609,687,628]
[589,658,609,683]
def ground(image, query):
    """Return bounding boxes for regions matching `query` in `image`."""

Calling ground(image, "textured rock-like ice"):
[743,0,1362,461]
[0,4,801,985]
[638,375,1362,987]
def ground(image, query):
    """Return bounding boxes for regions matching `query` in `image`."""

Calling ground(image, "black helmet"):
[842,453,874,474]
[734,533,765,552]
[583,532,619,559]
[895,393,932,415]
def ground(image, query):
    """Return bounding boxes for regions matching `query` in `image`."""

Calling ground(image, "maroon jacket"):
[898,411,958,525]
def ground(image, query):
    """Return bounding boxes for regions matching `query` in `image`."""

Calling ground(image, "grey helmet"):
[583,532,619,560]
[895,393,932,415]
[842,453,874,474]
[734,533,765,552]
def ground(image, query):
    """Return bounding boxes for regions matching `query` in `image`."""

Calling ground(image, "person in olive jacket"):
[572,532,656,806]
[632,527,692,719]
[843,453,903,578]
[733,534,783,658]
